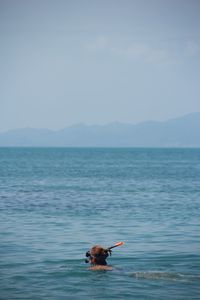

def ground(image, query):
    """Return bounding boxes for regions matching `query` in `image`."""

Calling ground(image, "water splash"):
[132,271,200,282]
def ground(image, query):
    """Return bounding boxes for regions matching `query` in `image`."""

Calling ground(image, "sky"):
[0,0,200,131]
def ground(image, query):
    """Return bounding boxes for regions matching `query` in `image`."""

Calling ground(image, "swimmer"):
[85,242,124,271]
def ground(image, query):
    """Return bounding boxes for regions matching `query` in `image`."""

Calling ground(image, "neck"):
[92,260,107,266]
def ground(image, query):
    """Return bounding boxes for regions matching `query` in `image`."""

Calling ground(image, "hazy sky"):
[1,0,200,131]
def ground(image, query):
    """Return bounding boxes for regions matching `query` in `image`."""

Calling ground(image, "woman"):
[85,245,113,271]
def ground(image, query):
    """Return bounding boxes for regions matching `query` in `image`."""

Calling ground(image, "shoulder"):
[89,265,113,271]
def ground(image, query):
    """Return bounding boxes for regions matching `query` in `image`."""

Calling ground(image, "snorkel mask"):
[85,248,112,264]
[85,242,124,264]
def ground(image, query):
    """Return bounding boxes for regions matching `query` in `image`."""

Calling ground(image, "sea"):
[0,147,200,300]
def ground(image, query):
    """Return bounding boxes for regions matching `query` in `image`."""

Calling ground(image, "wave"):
[132,271,200,282]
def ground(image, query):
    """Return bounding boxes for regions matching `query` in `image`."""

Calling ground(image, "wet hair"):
[85,245,112,265]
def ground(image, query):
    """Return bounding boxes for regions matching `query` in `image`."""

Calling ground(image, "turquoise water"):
[0,148,200,299]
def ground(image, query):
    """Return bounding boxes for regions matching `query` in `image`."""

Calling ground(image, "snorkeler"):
[85,242,124,270]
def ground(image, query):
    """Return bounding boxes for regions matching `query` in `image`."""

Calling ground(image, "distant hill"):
[0,113,200,147]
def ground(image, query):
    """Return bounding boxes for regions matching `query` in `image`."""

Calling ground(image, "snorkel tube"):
[107,241,125,250]
[85,242,125,263]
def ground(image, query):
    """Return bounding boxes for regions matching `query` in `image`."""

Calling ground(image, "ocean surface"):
[0,147,200,300]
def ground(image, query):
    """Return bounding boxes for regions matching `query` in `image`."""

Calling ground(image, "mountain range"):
[0,112,200,147]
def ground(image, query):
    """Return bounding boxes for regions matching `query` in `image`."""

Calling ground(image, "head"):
[85,245,112,266]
